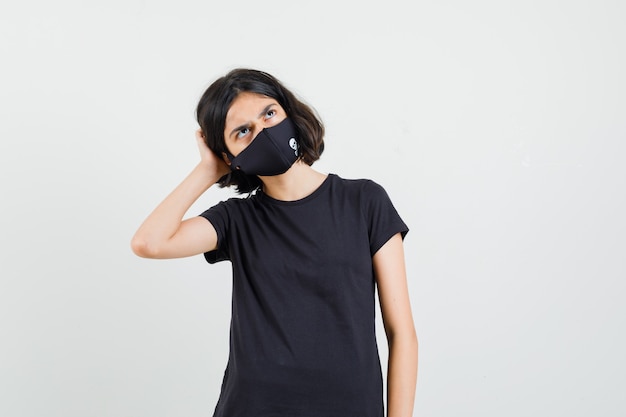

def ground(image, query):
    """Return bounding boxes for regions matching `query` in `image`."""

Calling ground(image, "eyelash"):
[236,128,250,139]
[236,108,277,139]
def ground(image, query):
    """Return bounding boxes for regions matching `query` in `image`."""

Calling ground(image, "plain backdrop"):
[1,1,625,416]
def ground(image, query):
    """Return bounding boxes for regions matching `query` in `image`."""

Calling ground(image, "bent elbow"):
[131,235,159,258]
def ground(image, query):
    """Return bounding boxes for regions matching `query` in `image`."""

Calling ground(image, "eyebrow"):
[228,104,276,138]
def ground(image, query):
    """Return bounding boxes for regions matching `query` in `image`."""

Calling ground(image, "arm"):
[130,130,231,259]
[374,233,418,417]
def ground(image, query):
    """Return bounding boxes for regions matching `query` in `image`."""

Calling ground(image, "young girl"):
[131,68,417,417]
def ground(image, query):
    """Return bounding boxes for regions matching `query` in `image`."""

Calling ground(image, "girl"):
[131,68,417,417]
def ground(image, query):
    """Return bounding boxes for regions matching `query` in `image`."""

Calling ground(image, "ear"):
[221,152,232,166]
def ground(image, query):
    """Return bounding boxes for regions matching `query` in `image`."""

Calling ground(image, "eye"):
[265,108,276,119]
[236,127,250,139]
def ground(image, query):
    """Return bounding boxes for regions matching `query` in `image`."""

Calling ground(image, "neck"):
[259,162,327,201]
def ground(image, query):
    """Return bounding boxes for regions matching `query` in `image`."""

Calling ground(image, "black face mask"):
[227,117,300,176]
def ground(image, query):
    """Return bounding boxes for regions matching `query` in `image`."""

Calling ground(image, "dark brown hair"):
[196,68,325,194]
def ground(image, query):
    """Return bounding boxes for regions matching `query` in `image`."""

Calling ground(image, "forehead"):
[225,92,279,127]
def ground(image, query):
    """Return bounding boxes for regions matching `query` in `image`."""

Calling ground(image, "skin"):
[131,92,418,417]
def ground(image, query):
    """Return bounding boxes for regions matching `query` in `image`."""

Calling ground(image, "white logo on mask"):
[289,138,298,156]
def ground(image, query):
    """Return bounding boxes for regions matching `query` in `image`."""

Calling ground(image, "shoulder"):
[330,174,390,201]
[200,193,260,219]
[218,192,263,208]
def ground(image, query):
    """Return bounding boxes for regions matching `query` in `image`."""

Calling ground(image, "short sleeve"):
[199,201,231,264]
[363,181,409,256]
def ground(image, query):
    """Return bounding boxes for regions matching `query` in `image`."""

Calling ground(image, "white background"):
[1,1,625,416]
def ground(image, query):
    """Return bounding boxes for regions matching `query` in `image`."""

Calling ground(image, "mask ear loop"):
[224,149,235,160]
[222,148,237,170]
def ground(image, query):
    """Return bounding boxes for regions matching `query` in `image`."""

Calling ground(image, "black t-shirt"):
[200,173,408,417]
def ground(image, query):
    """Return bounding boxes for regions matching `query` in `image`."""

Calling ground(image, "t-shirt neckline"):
[258,173,335,206]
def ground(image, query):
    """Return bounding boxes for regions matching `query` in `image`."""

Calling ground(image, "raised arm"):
[130,130,230,259]
[374,233,418,417]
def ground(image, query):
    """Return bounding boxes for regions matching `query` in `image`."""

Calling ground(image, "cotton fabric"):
[200,174,408,417]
